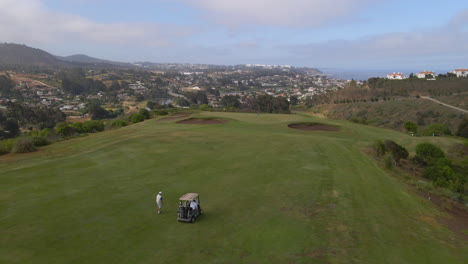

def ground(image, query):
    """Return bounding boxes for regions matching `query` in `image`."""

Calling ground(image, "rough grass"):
[311,98,466,132]
[0,112,466,264]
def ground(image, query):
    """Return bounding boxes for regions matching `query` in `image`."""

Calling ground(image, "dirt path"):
[420,96,468,114]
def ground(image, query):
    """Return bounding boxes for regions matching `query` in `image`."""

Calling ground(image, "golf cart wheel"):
[191,216,195,223]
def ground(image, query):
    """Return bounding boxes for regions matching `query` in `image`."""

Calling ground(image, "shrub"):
[372,140,386,156]
[153,110,169,116]
[404,121,418,134]
[422,123,451,136]
[0,139,14,154]
[12,137,36,153]
[199,104,212,111]
[384,154,395,169]
[415,143,445,165]
[55,122,76,137]
[39,128,52,137]
[111,120,128,128]
[384,140,409,164]
[70,122,85,133]
[457,118,468,138]
[130,113,145,123]
[82,120,105,132]
[32,137,50,147]
[139,108,151,119]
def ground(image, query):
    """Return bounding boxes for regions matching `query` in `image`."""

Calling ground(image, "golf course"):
[1,112,466,263]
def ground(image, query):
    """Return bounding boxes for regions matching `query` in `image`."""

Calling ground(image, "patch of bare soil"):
[157,113,191,122]
[288,123,339,131]
[177,118,227,125]
[416,190,468,241]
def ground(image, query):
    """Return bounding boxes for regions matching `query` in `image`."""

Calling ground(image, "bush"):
[422,123,451,136]
[82,120,105,133]
[457,118,468,138]
[415,143,445,165]
[130,113,145,123]
[55,122,76,137]
[384,140,409,164]
[139,108,151,119]
[153,110,169,116]
[111,120,128,128]
[32,137,50,147]
[0,139,14,154]
[39,128,52,137]
[199,104,212,111]
[12,137,36,153]
[70,122,85,133]
[384,154,395,169]
[404,121,418,134]
[372,140,386,156]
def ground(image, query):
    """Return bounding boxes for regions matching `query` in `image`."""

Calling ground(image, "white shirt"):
[156,194,163,204]
[190,201,198,210]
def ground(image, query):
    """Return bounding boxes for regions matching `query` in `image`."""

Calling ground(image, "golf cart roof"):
[179,193,199,201]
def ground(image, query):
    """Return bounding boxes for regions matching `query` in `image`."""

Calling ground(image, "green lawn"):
[1,112,466,263]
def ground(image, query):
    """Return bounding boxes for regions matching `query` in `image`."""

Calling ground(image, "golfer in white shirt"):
[156,192,163,214]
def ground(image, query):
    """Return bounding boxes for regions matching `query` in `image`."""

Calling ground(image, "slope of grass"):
[311,98,466,133]
[0,112,466,263]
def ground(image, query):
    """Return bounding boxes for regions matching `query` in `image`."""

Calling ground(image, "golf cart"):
[177,193,202,223]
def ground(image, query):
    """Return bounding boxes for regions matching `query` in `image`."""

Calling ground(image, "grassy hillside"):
[0,43,65,67]
[310,97,467,133]
[0,112,466,263]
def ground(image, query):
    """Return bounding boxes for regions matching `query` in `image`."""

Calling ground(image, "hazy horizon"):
[0,0,467,70]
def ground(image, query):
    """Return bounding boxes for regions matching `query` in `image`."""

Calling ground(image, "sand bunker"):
[288,123,339,131]
[177,118,227,125]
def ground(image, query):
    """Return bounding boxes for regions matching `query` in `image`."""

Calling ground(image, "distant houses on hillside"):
[385,69,468,79]
[453,69,468,78]
[386,72,405,79]
[416,71,435,79]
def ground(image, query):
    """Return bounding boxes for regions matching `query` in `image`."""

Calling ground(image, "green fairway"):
[1,112,466,263]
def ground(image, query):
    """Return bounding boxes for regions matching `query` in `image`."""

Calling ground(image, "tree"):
[110,80,121,91]
[404,121,418,134]
[174,97,190,107]
[139,108,151,119]
[220,95,241,108]
[199,104,212,111]
[456,118,468,138]
[383,140,408,164]
[130,113,145,123]
[55,122,75,137]
[415,143,445,165]
[0,114,20,140]
[422,123,451,136]
[87,102,109,120]
[289,96,299,106]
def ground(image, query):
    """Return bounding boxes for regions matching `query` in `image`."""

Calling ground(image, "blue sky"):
[0,0,467,70]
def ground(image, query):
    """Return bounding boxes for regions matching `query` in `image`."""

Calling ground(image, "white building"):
[416,71,435,78]
[386,72,405,80]
[453,69,468,78]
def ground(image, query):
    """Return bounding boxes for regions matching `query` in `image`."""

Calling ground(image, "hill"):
[0,112,466,263]
[310,95,467,133]
[0,43,131,68]
[0,43,66,67]
[56,54,132,67]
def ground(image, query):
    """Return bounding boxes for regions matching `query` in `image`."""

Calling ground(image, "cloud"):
[280,9,468,68]
[179,0,378,28]
[0,0,194,48]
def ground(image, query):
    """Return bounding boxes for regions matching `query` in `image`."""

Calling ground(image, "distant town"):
[386,69,468,80]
